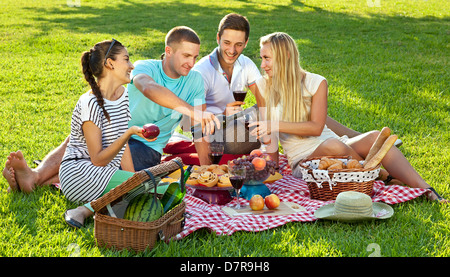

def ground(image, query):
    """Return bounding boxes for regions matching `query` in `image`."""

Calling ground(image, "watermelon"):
[123,193,164,222]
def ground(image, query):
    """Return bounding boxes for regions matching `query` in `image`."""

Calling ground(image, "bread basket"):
[298,156,380,201]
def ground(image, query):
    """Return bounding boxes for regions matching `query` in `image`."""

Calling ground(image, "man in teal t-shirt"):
[127,26,219,170]
[128,59,205,155]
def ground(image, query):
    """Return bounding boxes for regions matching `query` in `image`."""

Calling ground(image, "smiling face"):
[164,41,200,78]
[109,48,134,84]
[217,29,248,67]
[259,42,273,78]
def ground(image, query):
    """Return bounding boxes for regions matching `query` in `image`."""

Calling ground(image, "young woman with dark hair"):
[62,40,157,228]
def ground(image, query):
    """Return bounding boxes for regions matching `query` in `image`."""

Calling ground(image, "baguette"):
[363,127,391,166]
[364,134,398,169]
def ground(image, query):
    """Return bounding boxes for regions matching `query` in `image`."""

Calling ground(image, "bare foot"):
[3,157,19,192]
[425,188,448,204]
[8,151,37,193]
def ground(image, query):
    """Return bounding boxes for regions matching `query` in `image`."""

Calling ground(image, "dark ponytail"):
[80,39,124,122]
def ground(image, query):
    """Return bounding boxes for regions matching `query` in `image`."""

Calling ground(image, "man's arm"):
[132,73,220,134]
[133,73,195,118]
[192,103,211,165]
[178,103,211,166]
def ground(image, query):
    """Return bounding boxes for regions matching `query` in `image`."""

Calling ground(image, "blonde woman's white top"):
[256,72,348,170]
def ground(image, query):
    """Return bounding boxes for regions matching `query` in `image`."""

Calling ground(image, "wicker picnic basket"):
[90,157,186,252]
[298,156,381,201]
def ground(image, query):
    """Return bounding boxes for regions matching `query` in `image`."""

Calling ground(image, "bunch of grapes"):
[231,154,277,183]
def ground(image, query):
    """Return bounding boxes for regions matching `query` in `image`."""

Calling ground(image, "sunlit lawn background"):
[0,0,449,257]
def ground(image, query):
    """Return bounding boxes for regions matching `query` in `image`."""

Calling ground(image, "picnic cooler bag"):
[298,156,381,201]
[90,157,186,252]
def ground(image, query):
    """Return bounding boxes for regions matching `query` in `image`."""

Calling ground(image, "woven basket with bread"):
[299,127,398,201]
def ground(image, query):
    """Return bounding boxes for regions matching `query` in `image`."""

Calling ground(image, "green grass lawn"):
[0,0,449,258]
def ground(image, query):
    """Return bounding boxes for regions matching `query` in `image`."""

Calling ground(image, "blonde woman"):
[251,32,446,203]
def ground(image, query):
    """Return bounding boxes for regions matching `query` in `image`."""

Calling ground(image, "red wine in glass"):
[244,114,256,131]
[230,176,245,190]
[209,153,223,164]
[233,91,247,102]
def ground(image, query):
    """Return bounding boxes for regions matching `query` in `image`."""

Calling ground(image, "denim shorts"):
[128,138,162,171]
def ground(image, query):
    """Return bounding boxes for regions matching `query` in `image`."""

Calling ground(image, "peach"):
[264,194,280,209]
[249,195,265,211]
[252,157,266,171]
[250,149,263,157]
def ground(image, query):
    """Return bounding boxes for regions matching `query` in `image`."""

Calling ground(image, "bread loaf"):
[363,127,391,166]
[364,135,398,169]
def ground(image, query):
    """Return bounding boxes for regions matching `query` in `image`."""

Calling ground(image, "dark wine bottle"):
[190,104,258,139]
[161,165,192,213]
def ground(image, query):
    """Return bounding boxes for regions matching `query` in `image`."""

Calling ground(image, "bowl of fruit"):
[229,149,278,199]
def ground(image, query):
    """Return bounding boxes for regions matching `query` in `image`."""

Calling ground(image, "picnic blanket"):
[174,154,428,240]
[52,154,428,239]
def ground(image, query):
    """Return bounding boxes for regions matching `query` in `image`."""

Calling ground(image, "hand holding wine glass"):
[232,81,248,103]
[225,101,244,116]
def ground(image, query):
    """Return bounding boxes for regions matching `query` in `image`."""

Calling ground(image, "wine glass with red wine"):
[232,81,248,102]
[209,141,224,164]
[227,160,247,209]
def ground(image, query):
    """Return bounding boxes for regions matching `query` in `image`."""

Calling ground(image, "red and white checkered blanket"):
[174,155,427,240]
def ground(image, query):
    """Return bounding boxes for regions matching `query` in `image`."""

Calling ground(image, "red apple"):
[264,194,280,209]
[142,123,160,139]
[249,195,264,211]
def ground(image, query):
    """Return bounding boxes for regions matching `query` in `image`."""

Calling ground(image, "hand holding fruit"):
[131,123,159,142]
[142,123,160,139]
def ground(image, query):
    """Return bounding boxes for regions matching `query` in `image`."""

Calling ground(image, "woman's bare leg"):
[7,136,69,193]
[346,131,445,202]
[308,138,363,160]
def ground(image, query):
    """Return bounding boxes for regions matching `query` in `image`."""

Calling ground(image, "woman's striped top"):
[59,87,131,203]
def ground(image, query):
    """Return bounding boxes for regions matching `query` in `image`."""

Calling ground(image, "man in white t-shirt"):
[192,14,263,115]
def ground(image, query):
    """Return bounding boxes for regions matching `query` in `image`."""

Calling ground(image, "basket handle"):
[169,216,185,226]
[143,169,159,210]
[159,216,186,242]
[172,159,185,193]
[90,157,184,212]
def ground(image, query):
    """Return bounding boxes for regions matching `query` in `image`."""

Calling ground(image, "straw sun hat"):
[314,191,394,222]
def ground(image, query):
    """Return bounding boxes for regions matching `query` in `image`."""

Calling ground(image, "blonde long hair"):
[260,32,309,123]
